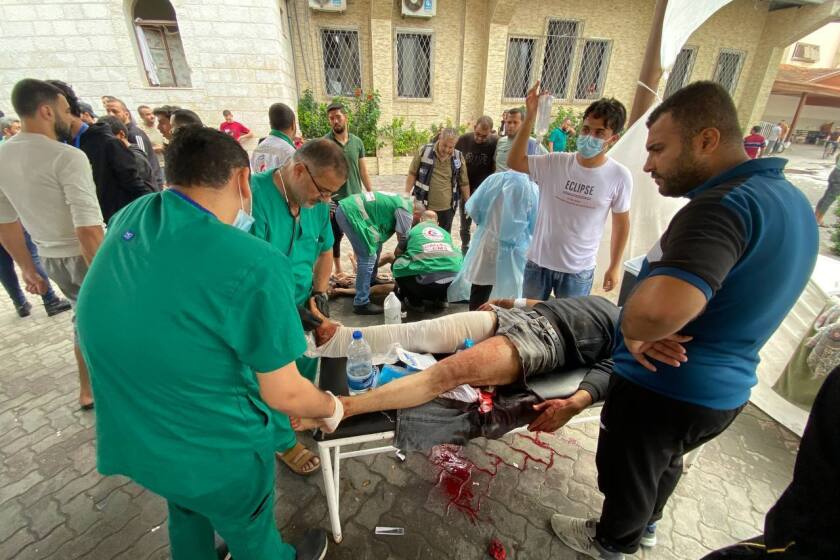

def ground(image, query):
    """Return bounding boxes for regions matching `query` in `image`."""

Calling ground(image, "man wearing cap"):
[78,102,97,126]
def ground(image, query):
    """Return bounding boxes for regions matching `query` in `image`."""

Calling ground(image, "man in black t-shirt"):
[455,116,498,254]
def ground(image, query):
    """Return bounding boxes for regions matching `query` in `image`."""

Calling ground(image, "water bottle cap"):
[464,338,474,348]
[352,330,363,340]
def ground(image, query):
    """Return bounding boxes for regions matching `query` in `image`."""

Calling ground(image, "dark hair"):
[583,98,627,134]
[647,81,742,145]
[507,108,524,119]
[294,138,348,181]
[475,115,493,129]
[166,126,249,188]
[152,105,181,118]
[171,109,204,129]
[107,97,129,112]
[269,103,295,131]
[751,125,761,134]
[326,102,346,115]
[11,79,63,118]
[222,109,232,117]
[99,115,128,137]
[137,105,150,112]
[45,80,82,117]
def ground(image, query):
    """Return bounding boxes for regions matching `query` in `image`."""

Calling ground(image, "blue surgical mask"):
[232,184,255,232]
[577,134,606,159]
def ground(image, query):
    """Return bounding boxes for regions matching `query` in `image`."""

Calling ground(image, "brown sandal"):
[278,442,321,475]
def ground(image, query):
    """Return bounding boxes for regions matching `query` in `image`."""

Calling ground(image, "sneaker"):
[550,514,624,560]
[640,523,657,548]
[15,301,32,318]
[353,302,384,315]
[44,298,72,317]
[294,528,328,560]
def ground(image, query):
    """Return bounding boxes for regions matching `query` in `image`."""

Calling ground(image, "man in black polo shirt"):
[455,116,497,254]
[549,81,819,559]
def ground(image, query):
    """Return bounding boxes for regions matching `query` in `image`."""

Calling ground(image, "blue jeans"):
[0,230,58,307]
[335,207,380,306]
[522,260,594,300]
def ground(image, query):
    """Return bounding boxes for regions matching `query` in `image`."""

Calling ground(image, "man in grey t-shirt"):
[0,79,104,410]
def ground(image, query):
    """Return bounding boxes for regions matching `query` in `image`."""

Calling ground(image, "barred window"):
[540,20,580,98]
[664,47,697,98]
[574,39,611,100]
[713,49,745,95]
[321,29,361,97]
[133,0,191,88]
[504,37,536,99]
[396,32,432,99]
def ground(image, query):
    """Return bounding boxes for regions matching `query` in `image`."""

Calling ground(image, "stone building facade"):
[1,0,837,172]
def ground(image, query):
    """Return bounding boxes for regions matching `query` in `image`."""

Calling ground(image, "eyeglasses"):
[303,163,334,199]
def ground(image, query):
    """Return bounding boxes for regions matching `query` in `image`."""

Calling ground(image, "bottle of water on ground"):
[347,330,376,395]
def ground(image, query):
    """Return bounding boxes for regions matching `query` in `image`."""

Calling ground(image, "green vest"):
[392,222,463,278]
[338,191,411,254]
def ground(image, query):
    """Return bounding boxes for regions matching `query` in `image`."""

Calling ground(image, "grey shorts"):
[42,255,88,341]
[494,306,564,380]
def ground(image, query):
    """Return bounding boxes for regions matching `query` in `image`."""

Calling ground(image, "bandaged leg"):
[310,311,497,358]
[341,336,522,418]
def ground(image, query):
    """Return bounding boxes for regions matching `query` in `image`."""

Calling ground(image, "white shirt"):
[250,135,296,173]
[527,152,632,273]
[0,132,103,258]
[463,198,503,285]
[767,126,782,142]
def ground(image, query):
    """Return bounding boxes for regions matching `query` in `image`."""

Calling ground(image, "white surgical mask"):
[232,184,255,232]
[577,135,606,159]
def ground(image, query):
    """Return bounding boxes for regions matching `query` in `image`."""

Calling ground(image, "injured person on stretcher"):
[303,295,690,450]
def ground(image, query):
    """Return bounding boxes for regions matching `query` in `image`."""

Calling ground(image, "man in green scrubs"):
[250,139,347,476]
[76,127,342,560]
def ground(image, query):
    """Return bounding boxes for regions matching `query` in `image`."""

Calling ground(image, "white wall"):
[762,93,840,131]
[782,21,840,68]
[0,0,298,147]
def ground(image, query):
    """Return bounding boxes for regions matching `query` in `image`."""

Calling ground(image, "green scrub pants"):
[273,355,319,452]
[166,451,295,560]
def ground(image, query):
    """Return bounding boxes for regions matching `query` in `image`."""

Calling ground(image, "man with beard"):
[548,81,819,559]
[152,105,180,142]
[0,78,104,410]
[324,102,373,277]
[105,97,163,189]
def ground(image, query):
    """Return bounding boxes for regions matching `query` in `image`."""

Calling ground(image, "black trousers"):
[330,213,343,258]
[394,276,450,305]
[459,202,472,254]
[700,536,810,560]
[595,376,743,554]
[435,208,455,233]
[468,284,493,310]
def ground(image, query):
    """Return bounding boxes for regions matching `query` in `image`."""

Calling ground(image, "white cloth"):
[250,136,296,173]
[0,132,103,257]
[463,200,503,285]
[767,125,782,142]
[495,136,548,172]
[527,152,632,273]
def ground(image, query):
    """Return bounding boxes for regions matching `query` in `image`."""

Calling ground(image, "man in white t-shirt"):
[251,103,297,173]
[508,82,632,299]
[0,79,105,410]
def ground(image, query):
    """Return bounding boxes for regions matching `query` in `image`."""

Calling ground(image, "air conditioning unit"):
[309,0,346,12]
[402,0,436,18]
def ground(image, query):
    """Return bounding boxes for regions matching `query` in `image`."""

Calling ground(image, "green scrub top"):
[76,189,306,499]
[250,169,333,305]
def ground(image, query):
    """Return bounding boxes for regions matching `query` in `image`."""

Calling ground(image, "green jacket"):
[393,221,462,278]
[338,191,412,254]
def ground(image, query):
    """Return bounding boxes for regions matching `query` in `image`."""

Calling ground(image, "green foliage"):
[544,106,584,152]
[378,117,431,157]
[832,204,840,256]
[296,89,383,156]
[429,118,468,138]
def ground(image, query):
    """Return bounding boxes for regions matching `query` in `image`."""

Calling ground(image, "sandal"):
[278,442,321,475]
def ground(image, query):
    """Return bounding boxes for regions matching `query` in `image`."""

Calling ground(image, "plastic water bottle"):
[535,93,554,137]
[347,330,375,395]
[384,291,402,325]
